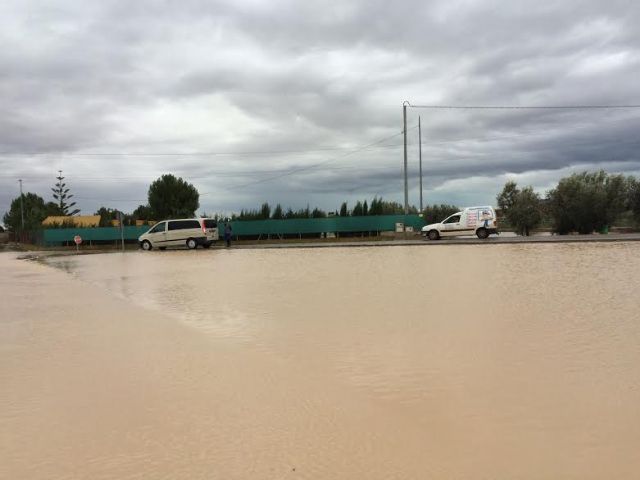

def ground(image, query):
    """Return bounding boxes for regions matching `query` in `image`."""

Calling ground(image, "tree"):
[260,202,271,219]
[422,204,459,224]
[271,204,284,219]
[339,202,349,217]
[352,201,364,216]
[496,183,542,236]
[363,200,368,216]
[311,208,327,218]
[369,197,383,215]
[497,181,519,212]
[148,174,199,219]
[132,204,153,221]
[380,199,406,215]
[95,207,119,227]
[630,178,640,224]
[3,193,61,231]
[547,171,630,234]
[51,171,80,215]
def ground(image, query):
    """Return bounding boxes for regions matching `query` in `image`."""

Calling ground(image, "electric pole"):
[19,179,24,231]
[118,211,125,252]
[403,102,409,216]
[419,116,423,212]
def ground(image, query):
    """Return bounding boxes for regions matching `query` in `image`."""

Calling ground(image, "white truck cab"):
[421,206,498,240]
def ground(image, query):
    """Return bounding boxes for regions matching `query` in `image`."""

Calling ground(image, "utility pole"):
[18,179,24,231]
[419,116,423,212]
[118,211,125,252]
[403,102,409,217]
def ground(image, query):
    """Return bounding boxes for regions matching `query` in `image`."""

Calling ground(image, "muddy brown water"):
[2,243,640,479]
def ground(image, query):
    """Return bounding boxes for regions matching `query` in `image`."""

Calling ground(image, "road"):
[230,232,640,249]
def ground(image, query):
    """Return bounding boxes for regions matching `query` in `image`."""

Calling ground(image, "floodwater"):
[2,243,640,479]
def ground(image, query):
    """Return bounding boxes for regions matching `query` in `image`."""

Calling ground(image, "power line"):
[406,103,640,109]
[203,127,417,193]
[0,141,408,184]
[0,164,408,184]
[0,129,417,206]
[73,196,147,202]
[2,133,637,184]
[0,142,403,157]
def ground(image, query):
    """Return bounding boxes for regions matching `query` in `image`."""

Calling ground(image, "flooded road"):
[3,243,640,478]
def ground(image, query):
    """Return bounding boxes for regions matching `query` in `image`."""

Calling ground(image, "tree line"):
[3,174,200,232]
[3,172,81,231]
[4,169,640,234]
[498,170,640,235]
[4,169,457,232]
[234,197,433,221]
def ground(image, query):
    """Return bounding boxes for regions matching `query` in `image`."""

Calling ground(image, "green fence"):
[42,215,425,245]
[43,226,150,246]
[223,215,425,237]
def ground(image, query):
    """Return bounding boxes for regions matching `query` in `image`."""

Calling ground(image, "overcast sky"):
[2,0,640,219]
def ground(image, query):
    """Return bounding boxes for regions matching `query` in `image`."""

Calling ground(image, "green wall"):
[42,215,425,245]
[221,215,425,236]
[43,226,150,245]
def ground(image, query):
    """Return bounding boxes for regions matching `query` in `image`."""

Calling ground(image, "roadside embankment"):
[3,231,640,255]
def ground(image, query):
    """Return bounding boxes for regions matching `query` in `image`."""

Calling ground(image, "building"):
[42,215,101,228]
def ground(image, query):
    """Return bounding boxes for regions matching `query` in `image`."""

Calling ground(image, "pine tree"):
[51,170,80,215]
[271,204,284,219]
[369,196,383,215]
[260,202,271,219]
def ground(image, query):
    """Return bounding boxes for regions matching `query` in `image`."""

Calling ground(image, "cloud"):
[1,0,640,221]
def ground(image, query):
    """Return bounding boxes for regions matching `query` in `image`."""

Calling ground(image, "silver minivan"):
[138,218,219,250]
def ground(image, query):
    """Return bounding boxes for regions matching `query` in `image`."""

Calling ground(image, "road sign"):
[74,235,82,245]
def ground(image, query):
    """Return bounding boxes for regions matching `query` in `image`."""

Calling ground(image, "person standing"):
[224,222,233,247]
[481,209,492,228]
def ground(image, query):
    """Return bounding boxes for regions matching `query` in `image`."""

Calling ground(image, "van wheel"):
[141,240,152,251]
[428,230,440,241]
[476,228,489,239]
[186,238,198,250]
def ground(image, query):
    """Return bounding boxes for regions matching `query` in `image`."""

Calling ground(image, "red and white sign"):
[74,235,82,245]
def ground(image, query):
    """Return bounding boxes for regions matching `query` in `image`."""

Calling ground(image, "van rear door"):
[203,219,218,239]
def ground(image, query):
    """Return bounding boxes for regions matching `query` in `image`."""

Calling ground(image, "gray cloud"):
[2,0,640,221]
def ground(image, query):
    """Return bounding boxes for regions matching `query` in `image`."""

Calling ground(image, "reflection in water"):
[39,243,640,478]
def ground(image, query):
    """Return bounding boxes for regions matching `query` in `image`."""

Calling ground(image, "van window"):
[444,215,461,224]
[149,222,166,233]
[168,220,201,231]
[204,219,217,229]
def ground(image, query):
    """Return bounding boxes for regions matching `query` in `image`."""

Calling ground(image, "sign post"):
[74,235,82,253]
[118,211,125,252]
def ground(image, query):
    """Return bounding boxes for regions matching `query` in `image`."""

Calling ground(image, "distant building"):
[42,215,101,228]
[135,219,155,226]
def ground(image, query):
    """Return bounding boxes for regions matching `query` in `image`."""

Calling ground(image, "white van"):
[421,206,498,240]
[138,218,219,250]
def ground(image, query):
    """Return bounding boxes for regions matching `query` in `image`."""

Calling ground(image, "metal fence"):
[40,215,426,245]
[223,215,425,237]
[43,226,149,246]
